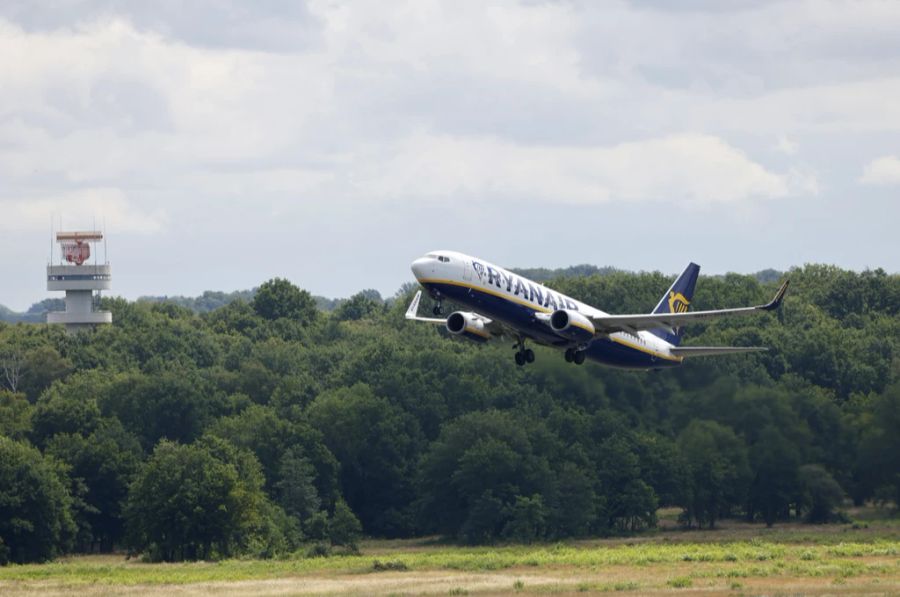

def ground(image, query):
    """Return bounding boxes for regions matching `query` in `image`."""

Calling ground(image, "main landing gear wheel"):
[514,338,535,366]
[515,349,535,366]
[432,303,443,316]
[565,348,586,365]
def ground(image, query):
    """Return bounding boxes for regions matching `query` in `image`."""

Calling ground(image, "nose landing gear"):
[430,293,443,316]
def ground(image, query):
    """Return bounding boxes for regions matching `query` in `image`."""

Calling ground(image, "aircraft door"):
[463,259,472,281]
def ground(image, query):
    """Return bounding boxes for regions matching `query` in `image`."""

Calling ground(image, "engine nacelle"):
[446,311,492,343]
[549,309,595,343]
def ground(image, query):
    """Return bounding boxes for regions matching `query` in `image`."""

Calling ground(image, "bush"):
[667,577,693,588]
[372,559,409,571]
[306,543,331,558]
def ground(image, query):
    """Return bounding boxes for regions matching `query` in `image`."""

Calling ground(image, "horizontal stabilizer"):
[670,346,767,357]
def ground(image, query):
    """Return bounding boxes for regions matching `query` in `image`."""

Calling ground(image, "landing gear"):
[513,337,535,366]
[514,348,535,366]
[565,348,586,365]
[432,302,443,316]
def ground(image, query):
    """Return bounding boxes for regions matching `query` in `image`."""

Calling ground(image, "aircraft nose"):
[410,257,431,280]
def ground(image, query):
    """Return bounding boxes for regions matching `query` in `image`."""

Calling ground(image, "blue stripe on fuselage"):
[421,281,680,370]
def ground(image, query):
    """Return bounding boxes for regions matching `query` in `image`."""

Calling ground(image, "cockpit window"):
[438,256,450,263]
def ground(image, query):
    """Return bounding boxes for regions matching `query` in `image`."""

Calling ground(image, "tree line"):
[0,264,898,564]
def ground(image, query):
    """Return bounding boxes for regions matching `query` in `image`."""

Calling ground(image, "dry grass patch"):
[1,516,898,596]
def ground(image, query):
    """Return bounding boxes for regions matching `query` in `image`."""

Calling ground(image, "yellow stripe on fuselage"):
[418,277,682,363]
[418,277,553,313]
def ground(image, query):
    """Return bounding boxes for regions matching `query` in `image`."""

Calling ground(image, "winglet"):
[760,280,790,311]
[406,290,423,319]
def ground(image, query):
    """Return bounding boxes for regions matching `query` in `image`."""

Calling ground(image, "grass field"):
[1,509,898,596]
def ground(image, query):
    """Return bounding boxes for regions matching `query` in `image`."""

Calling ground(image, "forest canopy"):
[0,263,898,563]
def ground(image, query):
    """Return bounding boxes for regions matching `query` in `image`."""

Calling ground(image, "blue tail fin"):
[648,262,700,346]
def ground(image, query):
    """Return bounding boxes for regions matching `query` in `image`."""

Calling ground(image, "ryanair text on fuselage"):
[475,260,578,312]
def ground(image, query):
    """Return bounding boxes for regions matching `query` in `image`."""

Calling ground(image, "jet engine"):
[446,311,492,343]
[549,309,595,343]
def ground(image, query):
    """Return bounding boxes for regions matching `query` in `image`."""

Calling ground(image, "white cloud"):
[0,1,896,310]
[776,135,798,155]
[860,156,900,186]
[360,132,801,205]
[0,189,166,234]
[0,18,332,179]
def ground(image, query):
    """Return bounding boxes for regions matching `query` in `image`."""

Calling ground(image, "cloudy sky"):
[1,0,899,310]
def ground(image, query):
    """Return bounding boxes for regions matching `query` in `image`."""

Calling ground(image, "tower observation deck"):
[47,231,112,332]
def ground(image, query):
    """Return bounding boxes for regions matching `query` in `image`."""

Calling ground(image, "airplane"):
[406,250,789,369]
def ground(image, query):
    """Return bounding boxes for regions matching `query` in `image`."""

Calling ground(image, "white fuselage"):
[411,250,682,368]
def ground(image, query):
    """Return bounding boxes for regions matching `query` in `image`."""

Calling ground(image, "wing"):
[404,290,446,323]
[588,280,789,335]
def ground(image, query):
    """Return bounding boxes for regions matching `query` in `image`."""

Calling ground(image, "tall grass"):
[0,538,897,586]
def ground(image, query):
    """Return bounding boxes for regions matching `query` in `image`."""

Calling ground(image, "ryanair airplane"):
[406,251,789,369]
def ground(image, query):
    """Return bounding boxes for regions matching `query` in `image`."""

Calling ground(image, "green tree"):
[252,278,318,325]
[459,490,506,545]
[677,420,750,529]
[857,383,900,507]
[417,410,557,543]
[328,498,362,549]
[549,462,597,538]
[30,383,103,447]
[748,425,800,526]
[596,435,658,532]
[0,390,32,440]
[797,464,845,523]
[45,420,142,551]
[502,494,548,543]
[0,437,75,564]
[307,384,423,536]
[275,447,322,532]
[208,405,340,509]
[18,346,73,403]
[103,369,225,450]
[333,291,382,321]
[124,439,267,561]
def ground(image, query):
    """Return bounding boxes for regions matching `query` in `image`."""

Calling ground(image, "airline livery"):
[406,251,789,369]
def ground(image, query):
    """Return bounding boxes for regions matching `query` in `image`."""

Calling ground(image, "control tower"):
[47,231,112,332]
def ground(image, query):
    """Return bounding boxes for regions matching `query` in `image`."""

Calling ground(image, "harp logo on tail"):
[668,291,690,314]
